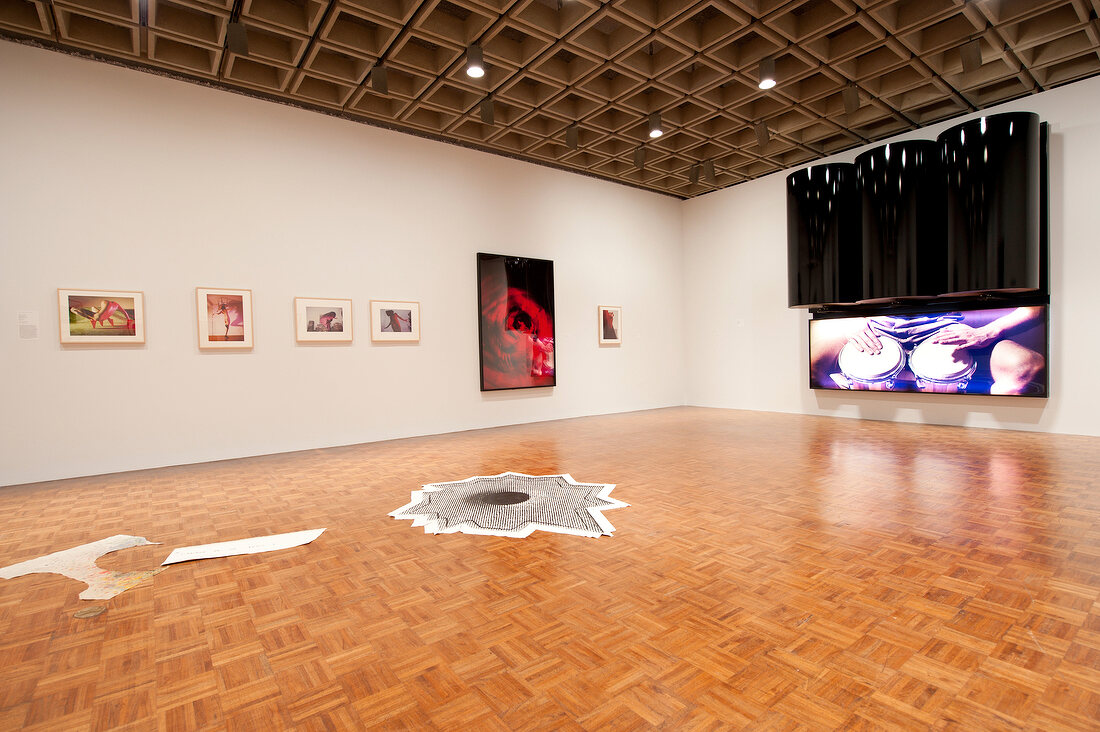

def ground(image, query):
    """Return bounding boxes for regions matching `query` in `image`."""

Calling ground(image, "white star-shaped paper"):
[390,471,628,538]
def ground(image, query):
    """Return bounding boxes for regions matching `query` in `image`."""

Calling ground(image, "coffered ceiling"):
[2,0,1099,198]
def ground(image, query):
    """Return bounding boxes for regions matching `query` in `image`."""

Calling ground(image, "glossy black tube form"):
[939,112,1041,294]
[786,163,862,307]
[855,140,946,300]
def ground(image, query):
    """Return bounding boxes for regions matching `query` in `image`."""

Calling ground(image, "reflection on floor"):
[0,407,1097,729]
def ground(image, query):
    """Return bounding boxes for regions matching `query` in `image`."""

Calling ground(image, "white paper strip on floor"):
[160,528,326,565]
[0,534,161,600]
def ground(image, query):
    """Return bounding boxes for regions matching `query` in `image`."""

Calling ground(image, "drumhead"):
[910,341,975,381]
[838,336,904,381]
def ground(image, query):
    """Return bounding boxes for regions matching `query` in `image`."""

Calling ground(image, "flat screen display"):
[810,305,1048,396]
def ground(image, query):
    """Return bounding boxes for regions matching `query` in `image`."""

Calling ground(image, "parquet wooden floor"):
[1,407,1098,731]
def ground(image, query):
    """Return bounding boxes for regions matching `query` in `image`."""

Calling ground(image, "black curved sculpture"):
[939,112,1041,294]
[786,163,862,307]
[855,140,946,300]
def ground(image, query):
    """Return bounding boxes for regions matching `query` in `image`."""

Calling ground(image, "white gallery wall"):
[682,74,1100,437]
[4,41,1100,487]
[0,41,685,486]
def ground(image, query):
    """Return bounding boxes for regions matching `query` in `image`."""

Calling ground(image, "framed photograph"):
[370,300,420,342]
[598,305,622,345]
[58,289,145,344]
[477,253,555,391]
[196,287,253,349]
[295,297,352,343]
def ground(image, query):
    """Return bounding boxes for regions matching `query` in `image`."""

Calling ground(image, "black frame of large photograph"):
[477,253,556,392]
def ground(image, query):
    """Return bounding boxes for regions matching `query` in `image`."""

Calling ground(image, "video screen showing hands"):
[810,306,1047,396]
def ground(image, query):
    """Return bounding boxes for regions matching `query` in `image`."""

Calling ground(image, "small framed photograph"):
[598,305,622,345]
[58,289,145,344]
[370,300,420,342]
[197,287,253,349]
[295,297,352,343]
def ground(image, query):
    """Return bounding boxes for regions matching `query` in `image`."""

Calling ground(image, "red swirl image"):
[480,269,555,390]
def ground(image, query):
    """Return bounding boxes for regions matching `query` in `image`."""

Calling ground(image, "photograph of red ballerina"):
[195,287,253,350]
[477,253,555,391]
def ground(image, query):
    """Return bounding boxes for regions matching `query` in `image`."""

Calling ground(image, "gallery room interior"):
[2,0,1100,729]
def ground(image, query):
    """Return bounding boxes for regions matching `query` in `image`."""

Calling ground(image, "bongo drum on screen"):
[909,340,977,393]
[836,335,904,390]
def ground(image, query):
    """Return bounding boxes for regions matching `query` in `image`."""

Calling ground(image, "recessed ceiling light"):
[758,57,776,90]
[466,45,485,79]
[648,112,663,138]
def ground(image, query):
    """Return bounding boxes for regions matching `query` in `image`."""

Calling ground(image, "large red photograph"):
[477,254,555,391]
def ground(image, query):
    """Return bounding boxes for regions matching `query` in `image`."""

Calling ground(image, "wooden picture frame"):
[370,300,420,342]
[196,287,253,350]
[58,288,145,344]
[598,305,622,345]
[295,297,353,343]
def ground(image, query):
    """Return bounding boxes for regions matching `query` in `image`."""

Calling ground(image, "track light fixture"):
[703,160,716,185]
[758,56,776,90]
[755,121,770,150]
[480,98,494,125]
[565,124,579,150]
[371,66,388,95]
[648,112,663,139]
[689,163,700,185]
[466,45,485,79]
[225,0,248,55]
[960,38,982,74]
[842,84,860,116]
[227,21,248,55]
[633,146,646,170]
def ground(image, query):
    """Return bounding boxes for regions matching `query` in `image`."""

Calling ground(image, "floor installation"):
[0,407,1097,730]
